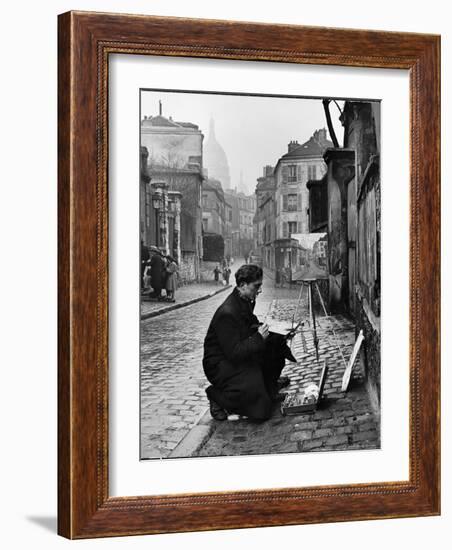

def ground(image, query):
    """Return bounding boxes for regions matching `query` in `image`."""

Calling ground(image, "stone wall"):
[355,292,381,410]
[178,251,197,284]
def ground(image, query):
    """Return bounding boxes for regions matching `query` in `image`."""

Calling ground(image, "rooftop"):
[141,114,200,130]
[281,129,333,161]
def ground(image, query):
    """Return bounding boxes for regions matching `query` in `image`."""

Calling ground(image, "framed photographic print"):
[58,11,440,538]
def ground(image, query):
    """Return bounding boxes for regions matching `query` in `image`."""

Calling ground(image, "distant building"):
[141,108,204,282]
[203,118,231,189]
[269,129,332,278]
[254,166,276,268]
[202,178,233,258]
[274,129,332,241]
[224,188,256,259]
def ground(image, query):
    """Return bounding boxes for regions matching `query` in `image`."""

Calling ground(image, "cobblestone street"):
[141,267,380,459]
[140,268,300,458]
[195,307,380,457]
[140,286,227,459]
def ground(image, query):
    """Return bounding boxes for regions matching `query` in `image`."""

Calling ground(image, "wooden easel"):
[293,278,348,370]
[292,279,320,361]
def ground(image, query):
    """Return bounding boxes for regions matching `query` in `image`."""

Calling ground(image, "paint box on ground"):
[281,360,329,415]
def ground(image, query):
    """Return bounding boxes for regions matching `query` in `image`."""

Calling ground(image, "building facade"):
[254,165,276,268]
[224,188,256,259]
[267,129,332,279]
[140,146,182,263]
[141,111,204,282]
[274,129,331,241]
[201,178,233,258]
[202,179,226,235]
[322,100,381,407]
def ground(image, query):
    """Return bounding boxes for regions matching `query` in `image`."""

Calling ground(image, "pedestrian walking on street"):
[223,265,231,285]
[165,256,178,302]
[203,264,294,421]
[213,264,221,285]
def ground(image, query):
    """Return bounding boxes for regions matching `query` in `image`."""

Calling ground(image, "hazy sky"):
[141,90,345,195]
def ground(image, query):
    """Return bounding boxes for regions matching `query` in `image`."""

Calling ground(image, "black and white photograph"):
[139,89,381,460]
[1,0,446,546]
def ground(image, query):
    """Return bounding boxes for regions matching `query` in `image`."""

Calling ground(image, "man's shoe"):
[277,376,291,390]
[208,397,228,421]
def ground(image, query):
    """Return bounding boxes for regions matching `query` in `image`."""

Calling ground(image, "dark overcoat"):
[203,287,287,420]
[150,253,164,292]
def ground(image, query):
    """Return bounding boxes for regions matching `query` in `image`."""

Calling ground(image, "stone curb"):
[168,408,217,458]
[141,284,231,320]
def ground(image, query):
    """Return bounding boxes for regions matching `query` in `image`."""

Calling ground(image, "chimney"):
[313,128,328,145]
[263,165,273,177]
[288,140,300,153]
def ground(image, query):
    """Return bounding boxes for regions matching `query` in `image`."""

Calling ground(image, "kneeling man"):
[203,264,294,421]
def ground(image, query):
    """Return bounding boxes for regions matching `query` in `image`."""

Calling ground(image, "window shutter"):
[283,222,288,238]
[297,221,302,233]
[283,194,288,211]
[282,165,288,183]
[297,164,302,182]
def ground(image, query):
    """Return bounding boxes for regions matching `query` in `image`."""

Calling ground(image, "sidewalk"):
[141,281,231,320]
[174,299,380,458]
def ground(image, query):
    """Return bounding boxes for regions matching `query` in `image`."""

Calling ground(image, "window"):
[287,194,297,211]
[288,221,297,235]
[282,222,288,238]
[288,164,297,182]
[308,165,317,180]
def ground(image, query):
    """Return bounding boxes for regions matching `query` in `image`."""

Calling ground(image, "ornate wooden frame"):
[58,11,440,538]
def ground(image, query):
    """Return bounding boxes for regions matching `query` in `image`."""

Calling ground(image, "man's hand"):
[258,323,269,340]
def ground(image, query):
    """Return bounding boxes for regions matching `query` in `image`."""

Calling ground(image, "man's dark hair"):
[235,264,263,286]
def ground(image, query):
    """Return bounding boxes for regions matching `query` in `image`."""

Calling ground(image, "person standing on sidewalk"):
[140,240,150,292]
[165,256,178,302]
[150,249,165,300]
[143,260,152,291]
[203,264,294,421]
